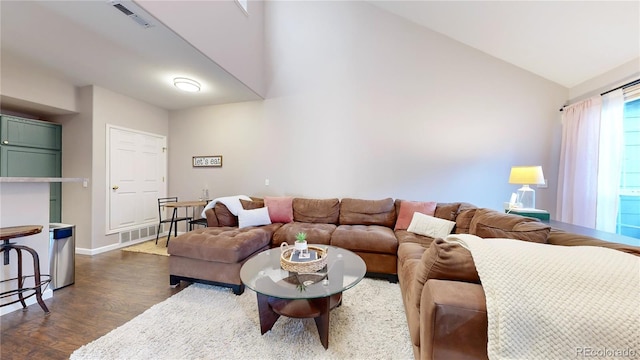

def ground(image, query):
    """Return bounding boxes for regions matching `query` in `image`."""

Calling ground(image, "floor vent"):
[119,225,157,244]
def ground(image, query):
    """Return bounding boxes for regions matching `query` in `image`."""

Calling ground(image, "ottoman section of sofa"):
[168,227,270,295]
[331,224,398,280]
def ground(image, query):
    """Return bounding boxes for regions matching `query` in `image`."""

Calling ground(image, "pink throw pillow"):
[395,200,437,231]
[264,196,294,223]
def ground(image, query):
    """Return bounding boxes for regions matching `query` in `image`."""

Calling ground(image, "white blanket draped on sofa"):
[200,195,251,218]
[445,234,639,360]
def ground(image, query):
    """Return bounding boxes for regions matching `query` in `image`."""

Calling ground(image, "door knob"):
[112,185,119,190]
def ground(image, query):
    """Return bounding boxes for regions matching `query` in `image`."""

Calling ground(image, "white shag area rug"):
[70,278,412,360]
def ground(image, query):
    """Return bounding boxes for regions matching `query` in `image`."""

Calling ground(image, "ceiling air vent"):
[109,1,154,29]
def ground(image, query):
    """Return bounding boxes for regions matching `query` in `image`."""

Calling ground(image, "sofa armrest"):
[204,203,239,227]
[420,238,480,284]
[205,208,219,227]
[420,280,488,360]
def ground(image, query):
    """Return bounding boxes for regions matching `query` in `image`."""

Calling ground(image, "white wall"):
[91,86,169,250]
[0,52,78,113]
[568,58,640,103]
[55,87,94,250]
[168,1,568,215]
[1,56,170,252]
[138,0,266,97]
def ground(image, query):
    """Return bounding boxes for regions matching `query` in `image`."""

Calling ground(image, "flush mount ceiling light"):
[173,77,201,92]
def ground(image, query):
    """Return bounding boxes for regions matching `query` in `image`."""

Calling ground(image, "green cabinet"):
[1,115,61,150]
[0,115,62,222]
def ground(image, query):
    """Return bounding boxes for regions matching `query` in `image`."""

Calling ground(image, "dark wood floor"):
[1,248,185,360]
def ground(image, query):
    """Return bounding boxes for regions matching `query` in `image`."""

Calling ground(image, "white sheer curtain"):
[556,96,602,227]
[596,89,625,232]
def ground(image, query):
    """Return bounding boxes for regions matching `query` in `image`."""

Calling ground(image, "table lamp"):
[508,166,545,209]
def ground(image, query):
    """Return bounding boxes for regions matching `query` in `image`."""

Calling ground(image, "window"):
[617,95,640,238]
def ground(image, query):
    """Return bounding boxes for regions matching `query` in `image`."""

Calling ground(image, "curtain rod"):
[600,78,640,96]
[559,78,640,112]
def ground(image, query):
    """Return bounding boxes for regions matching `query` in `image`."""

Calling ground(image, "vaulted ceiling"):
[370,1,639,89]
[1,1,638,114]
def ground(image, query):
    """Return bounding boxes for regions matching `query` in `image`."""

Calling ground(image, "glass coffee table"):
[240,245,366,349]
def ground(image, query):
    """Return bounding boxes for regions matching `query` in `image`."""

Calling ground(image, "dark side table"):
[0,225,51,314]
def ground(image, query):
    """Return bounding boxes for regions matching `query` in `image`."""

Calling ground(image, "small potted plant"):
[294,232,308,252]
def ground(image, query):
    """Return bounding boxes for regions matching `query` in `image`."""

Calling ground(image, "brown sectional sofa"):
[398,207,640,360]
[167,197,640,360]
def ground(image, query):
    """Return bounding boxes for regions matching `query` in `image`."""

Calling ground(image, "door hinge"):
[162,147,166,152]
[162,176,165,182]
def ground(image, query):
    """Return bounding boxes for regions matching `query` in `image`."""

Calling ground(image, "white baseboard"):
[75,231,185,256]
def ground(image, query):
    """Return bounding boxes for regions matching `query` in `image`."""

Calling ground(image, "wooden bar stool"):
[0,225,51,314]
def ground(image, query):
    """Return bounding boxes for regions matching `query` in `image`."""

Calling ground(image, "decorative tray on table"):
[280,244,328,273]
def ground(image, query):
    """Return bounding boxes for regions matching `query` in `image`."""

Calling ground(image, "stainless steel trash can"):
[49,223,75,290]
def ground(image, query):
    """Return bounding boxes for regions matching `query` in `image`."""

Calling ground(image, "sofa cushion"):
[332,224,397,254]
[407,213,456,239]
[397,242,427,276]
[418,238,480,285]
[434,202,462,221]
[470,208,550,243]
[400,257,422,347]
[339,198,396,227]
[264,196,294,223]
[454,206,477,234]
[204,208,219,227]
[253,223,283,239]
[470,208,537,233]
[214,203,238,227]
[237,207,272,229]
[293,198,340,224]
[475,221,550,244]
[240,198,264,210]
[394,200,437,230]
[272,222,336,246]
[395,229,437,247]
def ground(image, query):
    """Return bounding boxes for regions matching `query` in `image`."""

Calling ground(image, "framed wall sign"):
[193,155,223,167]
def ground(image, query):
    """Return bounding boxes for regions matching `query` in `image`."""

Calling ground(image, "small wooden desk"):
[164,200,207,209]
[163,201,207,245]
[0,225,50,314]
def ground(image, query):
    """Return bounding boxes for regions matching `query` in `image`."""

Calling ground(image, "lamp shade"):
[508,166,545,185]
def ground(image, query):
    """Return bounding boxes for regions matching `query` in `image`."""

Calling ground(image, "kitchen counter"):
[0,177,86,183]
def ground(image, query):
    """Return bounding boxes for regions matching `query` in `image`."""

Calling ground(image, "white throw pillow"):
[238,207,272,229]
[407,212,456,238]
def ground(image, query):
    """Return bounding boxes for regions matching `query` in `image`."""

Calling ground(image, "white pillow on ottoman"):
[407,212,456,238]
[238,207,272,229]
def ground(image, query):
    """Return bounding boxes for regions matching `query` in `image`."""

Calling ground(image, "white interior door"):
[108,125,166,233]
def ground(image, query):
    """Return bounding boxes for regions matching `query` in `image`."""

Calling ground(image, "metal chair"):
[189,218,208,231]
[156,197,192,246]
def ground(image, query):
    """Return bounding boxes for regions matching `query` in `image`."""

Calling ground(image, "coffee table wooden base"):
[257,292,342,349]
